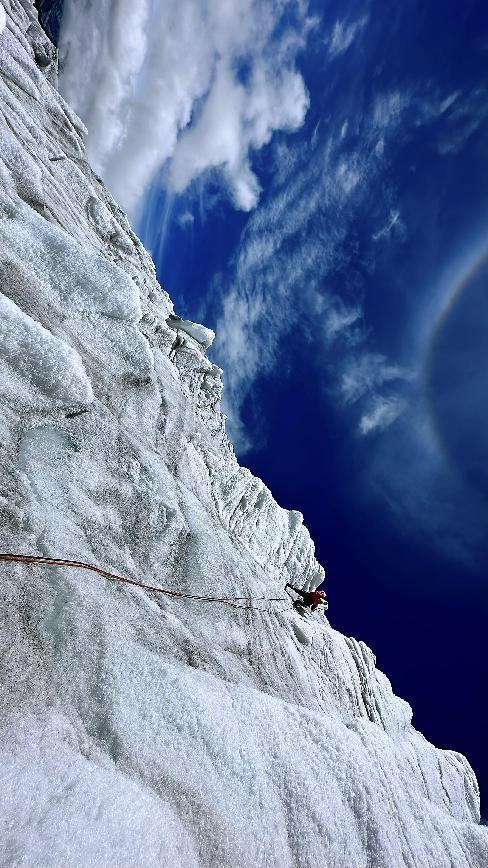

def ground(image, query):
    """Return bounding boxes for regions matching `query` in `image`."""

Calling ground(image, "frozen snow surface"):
[0,4,487,866]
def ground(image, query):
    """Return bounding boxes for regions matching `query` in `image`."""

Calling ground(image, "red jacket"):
[310,590,326,607]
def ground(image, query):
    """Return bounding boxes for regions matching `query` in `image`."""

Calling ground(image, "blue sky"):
[39,0,488,809]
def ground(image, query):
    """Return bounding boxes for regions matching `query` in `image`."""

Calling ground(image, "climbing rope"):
[0,552,289,612]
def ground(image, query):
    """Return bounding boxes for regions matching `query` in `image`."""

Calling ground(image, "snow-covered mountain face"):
[0,4,486,866]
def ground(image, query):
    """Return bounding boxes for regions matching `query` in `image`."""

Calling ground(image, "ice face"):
[0,3,487,866]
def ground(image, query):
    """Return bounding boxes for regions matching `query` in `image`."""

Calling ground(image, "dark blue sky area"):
[37,0,488,810]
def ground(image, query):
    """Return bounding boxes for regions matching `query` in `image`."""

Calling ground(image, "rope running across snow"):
[0,552,289,612]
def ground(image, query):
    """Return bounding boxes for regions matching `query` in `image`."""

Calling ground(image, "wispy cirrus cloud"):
[364,404,488,566]
[205,14,488,563]
[372,209,405,242]
[328,15,369,59]
[210,68,418,449]
[213,73,488,449]
[359,395,407,435]
[372,90,411,129]
[435,87,488,155]
[339,353,412,406]
[323,302,363,344]
[59,0,313,216]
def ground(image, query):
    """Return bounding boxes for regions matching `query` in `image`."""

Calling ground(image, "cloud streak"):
[359,395,406,435]
[210,67,417,448]
[372,209,404,242]
[339,353,412,406]
[59,0,312,216]
[328,15,369,59]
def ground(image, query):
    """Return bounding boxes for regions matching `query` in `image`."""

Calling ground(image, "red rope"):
[0,552,288,611]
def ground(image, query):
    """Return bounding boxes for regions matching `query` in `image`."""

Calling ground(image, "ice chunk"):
[167,314,215,349]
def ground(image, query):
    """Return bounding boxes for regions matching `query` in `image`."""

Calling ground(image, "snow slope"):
[0,3,487,866]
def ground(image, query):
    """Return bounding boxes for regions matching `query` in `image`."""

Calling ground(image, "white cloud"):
[323,303,362,343]
[212,204,335,448]
[328,15,368,59]
[339,353,412,405]
[210,84,416,450]
[169,58,309,211]
[177,211,195,229]
[59,0,311,217]
[372,209,405,242]
[359,395,406,435]
[408,85,488,155]
[364,406,488,565]
[373,91,410,130]
[437,121,480,155]
[336,160,362,195]
[439,90,461,114]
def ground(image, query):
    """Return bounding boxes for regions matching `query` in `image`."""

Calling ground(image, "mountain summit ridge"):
[0,3,486,865]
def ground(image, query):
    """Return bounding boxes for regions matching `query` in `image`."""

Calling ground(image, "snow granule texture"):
[0,3,487,866]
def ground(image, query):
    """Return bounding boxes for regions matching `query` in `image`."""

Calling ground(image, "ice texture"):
[0,3,487,866]
[0,293,93,407]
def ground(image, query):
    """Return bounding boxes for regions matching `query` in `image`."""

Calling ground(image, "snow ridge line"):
[0,552,289,611]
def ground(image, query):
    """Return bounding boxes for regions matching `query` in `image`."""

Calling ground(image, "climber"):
[285,582,328,613]
[169,331,185,361]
